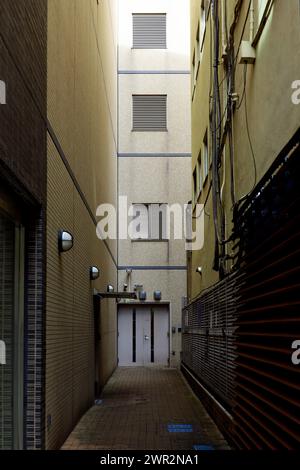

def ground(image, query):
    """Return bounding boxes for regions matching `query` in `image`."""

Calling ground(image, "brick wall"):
[0,0,47,205]
[46,0,118,449]
[0,0,47,450]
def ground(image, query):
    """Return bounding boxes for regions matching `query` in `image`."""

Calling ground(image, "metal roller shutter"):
[132,95,167,132]
[132,13,167,49]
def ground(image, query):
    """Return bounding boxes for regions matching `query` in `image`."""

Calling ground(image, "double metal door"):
[118,305,169,366]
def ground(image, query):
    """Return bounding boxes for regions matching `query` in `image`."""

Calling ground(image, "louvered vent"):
[132,95,167,132]
[133,13,167,49]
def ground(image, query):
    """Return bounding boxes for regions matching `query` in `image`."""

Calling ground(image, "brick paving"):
[62,367,229,450]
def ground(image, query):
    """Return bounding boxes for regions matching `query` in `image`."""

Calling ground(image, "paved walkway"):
[62,367,229,450]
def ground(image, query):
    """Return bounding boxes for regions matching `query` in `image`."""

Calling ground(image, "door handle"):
[144,335,149,341]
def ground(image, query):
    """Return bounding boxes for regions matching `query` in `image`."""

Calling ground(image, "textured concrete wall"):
[46,0,118,449]
[118,0,190,72]
[118,0,191,366]
[189,0,300,299]
[119,74,191,154]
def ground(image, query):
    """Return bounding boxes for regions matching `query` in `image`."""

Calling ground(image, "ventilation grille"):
[133,13,167,49]
[182,274,238,408]
[132,95,167,132]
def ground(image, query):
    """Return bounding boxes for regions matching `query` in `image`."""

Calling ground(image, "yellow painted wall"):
[46,0,118,449]
[189,0,300,299]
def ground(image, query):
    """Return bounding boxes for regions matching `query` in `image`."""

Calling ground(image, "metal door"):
[135,307,151,365]
[118,307,133,366]
[0,211,24,449]
[152,306,169,365]
[118,305,169,366]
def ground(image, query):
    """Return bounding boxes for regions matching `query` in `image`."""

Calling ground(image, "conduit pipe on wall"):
[252,0,274,48]
[249,0,255,43]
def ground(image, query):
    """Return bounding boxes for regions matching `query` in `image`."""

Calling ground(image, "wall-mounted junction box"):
[239,40,256,64]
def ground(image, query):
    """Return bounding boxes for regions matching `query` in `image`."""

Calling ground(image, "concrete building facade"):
[117,0,191,367]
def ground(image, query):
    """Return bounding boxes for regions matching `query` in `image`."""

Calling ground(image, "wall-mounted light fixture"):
[153,291,162,301]
[196,266,202,275]
[107,284,114,293]
[123,284,128,292]
[58,230,73,253]
[90,266,100,280]
[139,291,147,301]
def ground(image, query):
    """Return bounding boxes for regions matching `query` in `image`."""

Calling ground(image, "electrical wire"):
[239,69,258,202]
[236,63,248,110]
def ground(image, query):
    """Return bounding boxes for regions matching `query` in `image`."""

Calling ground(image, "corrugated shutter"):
[182,274,238,409]
[132,95,167,131]
[133,14,167,49]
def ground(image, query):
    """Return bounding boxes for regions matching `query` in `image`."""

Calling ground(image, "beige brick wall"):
[46,0,118,449]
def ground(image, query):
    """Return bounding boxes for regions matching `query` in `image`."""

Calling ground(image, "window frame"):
[202,130,209,185]
[130,203,169,242]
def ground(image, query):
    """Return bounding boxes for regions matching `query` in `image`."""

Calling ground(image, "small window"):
[132,95,167,132]
[197,153,203,195]
[130,204,168,241]
[132,13,167,49]
[192,50,196,99]
[202,131,209,183]
[193,154,203,205]
[194,24,200,82]
[199,2,207,52]
[193,168,197,205]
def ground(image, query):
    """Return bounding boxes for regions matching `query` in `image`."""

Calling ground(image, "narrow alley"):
[0,0,300,461]
[62,367,229,451]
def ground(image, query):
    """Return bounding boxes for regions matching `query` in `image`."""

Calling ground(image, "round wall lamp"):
[139,290,147,301]
[107,284,114,293]
[196,266,202,275]
[58,230,73,253]
[90,266,100,280]
[153,290,162,301]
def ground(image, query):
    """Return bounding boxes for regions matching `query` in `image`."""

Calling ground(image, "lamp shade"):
[90,266,100,280]
[58,230,73,253]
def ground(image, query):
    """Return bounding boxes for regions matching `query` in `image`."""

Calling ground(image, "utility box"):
[239,40,256,64]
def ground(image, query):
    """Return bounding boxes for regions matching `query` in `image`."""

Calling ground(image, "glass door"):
[0,211,24,449]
